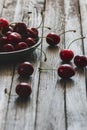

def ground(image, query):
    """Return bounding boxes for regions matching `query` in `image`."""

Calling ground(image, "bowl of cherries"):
[0,18,41,61]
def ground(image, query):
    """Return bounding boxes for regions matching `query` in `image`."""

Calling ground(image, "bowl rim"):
[0,39,41,55]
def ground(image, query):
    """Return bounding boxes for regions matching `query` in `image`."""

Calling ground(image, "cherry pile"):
[0,18,39,52]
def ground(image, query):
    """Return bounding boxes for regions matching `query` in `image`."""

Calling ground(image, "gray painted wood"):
[0,0,87,130]
[64,0,87,130]
[35,0,66,130]
[0,0,43,130]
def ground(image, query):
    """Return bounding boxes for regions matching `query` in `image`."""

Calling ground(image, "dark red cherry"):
[30,27,38,37]
[27,28,38,38]
[13,22,27,36]
[74,55,87,68]
[46,33,60,46]
[46,30,76,46]
[60,49,74,62]
[25,37,36,47]
[16,82,32,98]
[57,64,75,79]
[0,37,7,51]
[6,31,12,36]
[0,18,9,29]
[18,61,34,77]
[15,42,28,50]
[2,44,15,52]
[7,32,22,44]
[2,26,13,35]
[0,36,8,45]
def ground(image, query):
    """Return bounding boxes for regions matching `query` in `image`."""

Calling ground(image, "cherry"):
[46,30,76,46]
[7,32,22,45]
[74,55,87,68]
[16,82,32,98]
[6,31,12,36]
[13,22,27,36]
[2,44,15,52]
[60,49,74,62]
[27,27,38,38]
[27,28,38,39]
[0,36,8,45]
[59,37,85,62]
[18,61,34,77]
[0,18,9,29]
[25,37,36,47]
[2,26,13,35]
[15,42,28,50]
[57,64,75,79]
[46,33,60,46]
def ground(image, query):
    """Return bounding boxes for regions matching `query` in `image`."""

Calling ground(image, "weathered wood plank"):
[79,0,87,95]
[0,0,16,130]
[35,0,66,130]
[2,0,44,130]
[0,0,6,16]
[64,0,87,130]
[0,64,14,130]
[79,0,87,55]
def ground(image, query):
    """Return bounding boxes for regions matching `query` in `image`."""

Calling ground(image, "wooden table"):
[0,0,87,130]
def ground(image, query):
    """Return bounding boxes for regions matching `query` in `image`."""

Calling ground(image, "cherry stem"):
[37,48,47,62]
[59,30,76,36]
[36,10,51,30]
[37,26,51,30]
[39,68,57,71]
[67,36,85,49]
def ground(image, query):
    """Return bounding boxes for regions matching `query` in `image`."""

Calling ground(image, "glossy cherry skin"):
[74,55,87,68]
[57,64,75,79]
[2,44,15,52]
[13,22,27,36]
[31,28,38,36]
[6,31,12,36]
[0,18,9,29]
[46,33,60,46]
[0,36,8,45]
[16,82,32,98]
[7,32,22,45]
[2,26,13,35]
[15,42,28,50]
[60,49,74,62]
[27,28,38,38]
[18,62,34,77]
[25,37,36,47]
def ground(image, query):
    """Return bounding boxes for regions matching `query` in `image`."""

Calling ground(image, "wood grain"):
[0,0,43,130]
[35,0,66,130]
[64,0,87,130]
[0,0,87,130]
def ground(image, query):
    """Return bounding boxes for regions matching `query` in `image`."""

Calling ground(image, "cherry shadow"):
[46,45,60,53]
[75,67,85,75]
[57,78,74,89]
[18,75,32,83]
[14,96,31,109]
